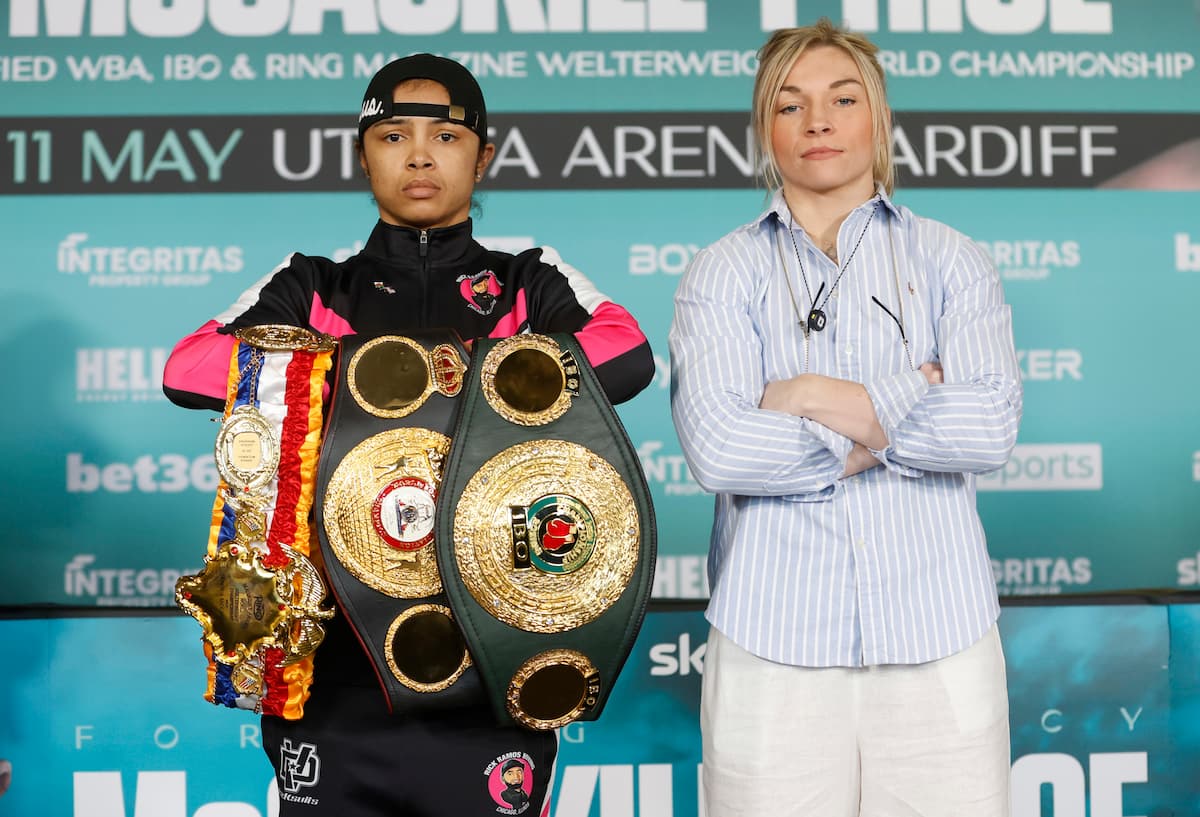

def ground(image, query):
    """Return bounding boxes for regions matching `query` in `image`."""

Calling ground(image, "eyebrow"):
[779,78,863,94]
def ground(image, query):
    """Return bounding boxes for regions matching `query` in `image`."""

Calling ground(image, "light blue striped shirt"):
[669,189,1022,667]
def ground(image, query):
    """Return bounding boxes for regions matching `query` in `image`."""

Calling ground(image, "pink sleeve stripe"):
[574,300,648,367]
[162,320,236,402]
[487,289,529,339]
[309,292,355,338]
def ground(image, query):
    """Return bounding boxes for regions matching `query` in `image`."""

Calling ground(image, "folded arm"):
[669,246,852,497]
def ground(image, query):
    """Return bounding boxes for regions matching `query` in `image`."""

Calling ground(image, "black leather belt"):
[315,330,485,713]
[435,333,657,729]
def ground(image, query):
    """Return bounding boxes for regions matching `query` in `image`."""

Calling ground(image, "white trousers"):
[701,625,1011,817]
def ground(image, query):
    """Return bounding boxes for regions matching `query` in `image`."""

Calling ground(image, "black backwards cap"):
[357,53,487,141]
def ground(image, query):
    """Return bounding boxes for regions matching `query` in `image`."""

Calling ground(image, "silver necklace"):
[781,197,880,333]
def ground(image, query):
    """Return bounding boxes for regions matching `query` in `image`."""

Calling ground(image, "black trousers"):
[260,622,557,816]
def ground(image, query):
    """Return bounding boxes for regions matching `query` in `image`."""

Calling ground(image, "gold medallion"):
[215,405,281,492]
[176,543,334,666]
[480,335,579,426]
[322,427,451,598]
[234,324,336,352]
[176,543,288,663]
[452,440,639,633]
[383,604,473,693]
[347,336,466,419]
[507,649,600,730]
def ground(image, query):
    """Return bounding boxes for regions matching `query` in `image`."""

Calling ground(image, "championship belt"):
[315,330,484,713]
[435,334,656,730]
[176,325,337,719]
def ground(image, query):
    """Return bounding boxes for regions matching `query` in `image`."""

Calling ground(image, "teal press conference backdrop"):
[0,602,1197,816]
[2,0,1200,606]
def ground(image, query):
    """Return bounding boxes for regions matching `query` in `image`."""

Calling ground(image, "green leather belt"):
[435,334,657,729]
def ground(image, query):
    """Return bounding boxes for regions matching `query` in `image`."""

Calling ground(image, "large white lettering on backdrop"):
[9,0,708,37]
[9,0,1114,37]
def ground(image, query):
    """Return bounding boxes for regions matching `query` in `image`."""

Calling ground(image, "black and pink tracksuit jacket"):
[163,217,654,410]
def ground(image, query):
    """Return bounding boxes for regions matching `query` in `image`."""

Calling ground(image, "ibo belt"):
[435,334,656,729]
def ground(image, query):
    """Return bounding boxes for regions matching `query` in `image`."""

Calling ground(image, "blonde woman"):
[670,18,1021,817]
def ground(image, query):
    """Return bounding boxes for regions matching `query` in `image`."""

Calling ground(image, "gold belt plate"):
[322,427,451,599]
[233,324,337,352]
[480,335,580,426]
[347,336,466,419]
[383,603,473,693]
[452,440,639,633]
[507,649,600,730]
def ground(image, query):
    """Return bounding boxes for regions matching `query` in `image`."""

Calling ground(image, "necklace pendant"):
[807,308,827,332]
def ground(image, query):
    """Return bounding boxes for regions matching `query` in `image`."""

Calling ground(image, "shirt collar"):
[757,185,903,230]
[363,218,477,267]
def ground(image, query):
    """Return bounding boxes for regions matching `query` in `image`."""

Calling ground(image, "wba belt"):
[315,330,485,713]
[176,325,336,720]
[435,334,657,730]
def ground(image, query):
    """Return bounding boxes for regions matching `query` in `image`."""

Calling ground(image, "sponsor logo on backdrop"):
[1178,550,1200,586]
[1017,348,1082,381]
[66,451,219,493]
[629,243,699,275]
[1177,232,1200,272]
[977,239,1080,280]
[76,347,168,402]
[652,555,709,599]
[64,554,190,606]
[992,556,1092,595]
[649,631,706,675]
[637,440,701,496]
[57,233,243,286]
[278,739,321,804]
[977,443,1102,491]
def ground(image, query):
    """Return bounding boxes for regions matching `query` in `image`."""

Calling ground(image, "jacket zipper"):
[419,229,429,324]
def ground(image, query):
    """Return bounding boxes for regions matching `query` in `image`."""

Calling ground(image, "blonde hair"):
[752,18,894,195]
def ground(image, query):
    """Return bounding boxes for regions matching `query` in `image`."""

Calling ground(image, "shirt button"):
[845,344,854,356]
[856,538,866,548]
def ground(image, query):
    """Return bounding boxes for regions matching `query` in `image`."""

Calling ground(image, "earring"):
[475,173,482,182]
